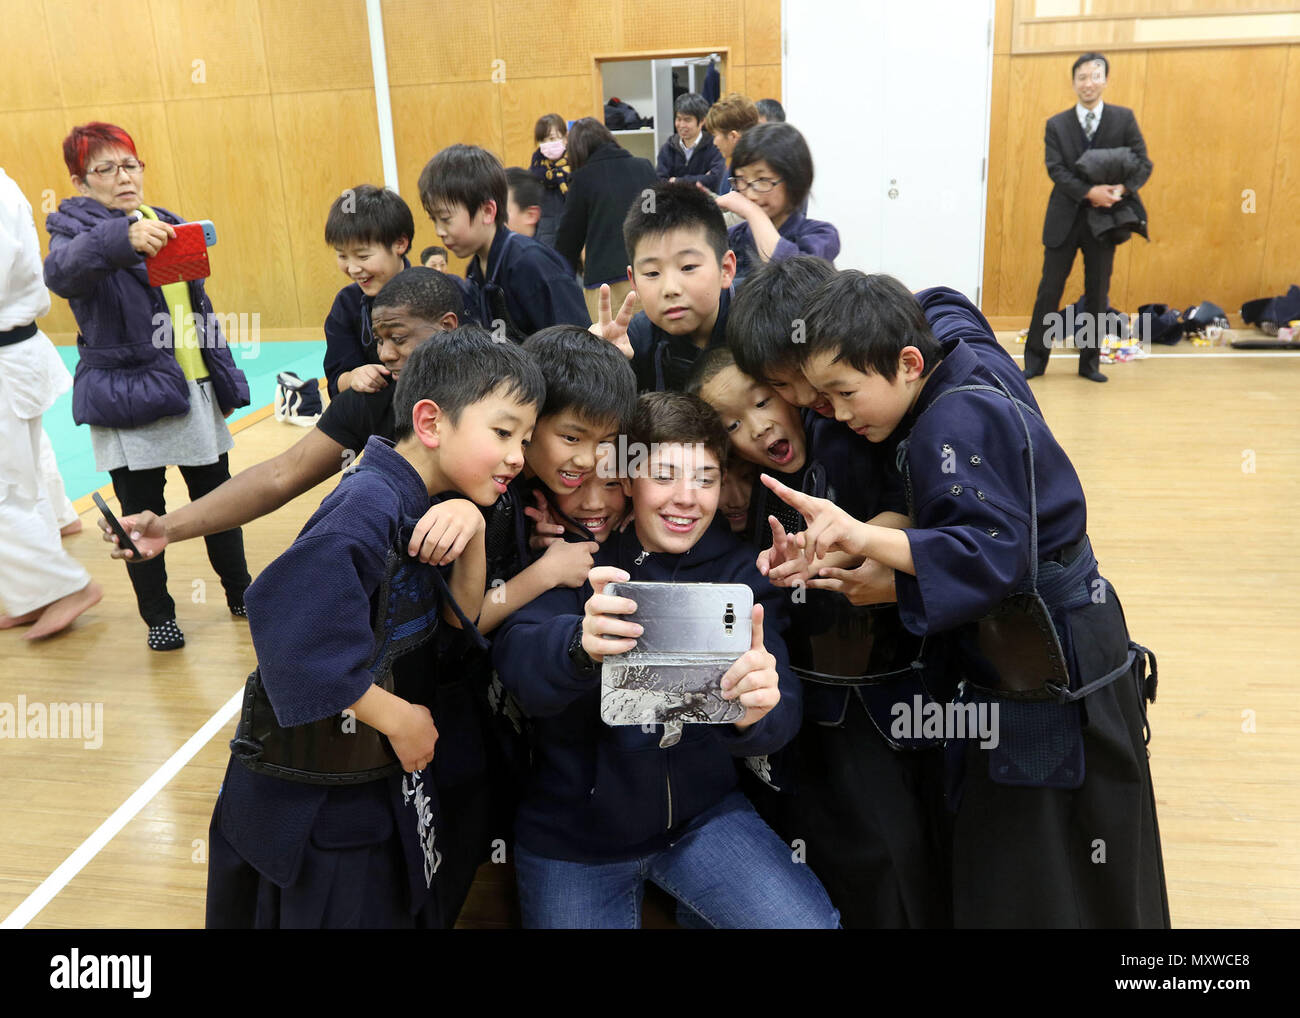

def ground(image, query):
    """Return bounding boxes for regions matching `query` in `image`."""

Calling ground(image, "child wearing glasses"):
[717,123,840,287]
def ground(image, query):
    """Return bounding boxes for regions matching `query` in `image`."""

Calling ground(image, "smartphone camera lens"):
[724,603,736,629]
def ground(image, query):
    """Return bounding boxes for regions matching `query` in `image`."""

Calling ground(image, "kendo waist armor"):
[752,460,936,751]
[229,522,486,785]
[898,378,1156,708]
[898,377,1158,789]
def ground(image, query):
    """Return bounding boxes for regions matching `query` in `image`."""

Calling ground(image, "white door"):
[783,0,993,303]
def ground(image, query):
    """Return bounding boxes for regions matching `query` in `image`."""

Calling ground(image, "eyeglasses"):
[729,175,782,195]
[85,160,145,178]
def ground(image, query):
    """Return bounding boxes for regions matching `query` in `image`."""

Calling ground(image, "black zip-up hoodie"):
[491,515,800,862]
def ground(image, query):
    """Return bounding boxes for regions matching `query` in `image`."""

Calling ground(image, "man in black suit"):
[1023,53,1152,382]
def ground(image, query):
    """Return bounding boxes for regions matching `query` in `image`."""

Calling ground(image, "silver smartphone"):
[600,582,752,727]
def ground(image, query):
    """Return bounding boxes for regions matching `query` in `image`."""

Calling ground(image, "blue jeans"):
[514,793,840,929]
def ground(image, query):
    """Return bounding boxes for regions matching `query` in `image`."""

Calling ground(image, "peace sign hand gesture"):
[588,283,638,360]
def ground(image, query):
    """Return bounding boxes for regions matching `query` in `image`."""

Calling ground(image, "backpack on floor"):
[1182,301,1229,340]
[274,371,323,427]
[1241,285,1300,336]
[1136,303,1184,345]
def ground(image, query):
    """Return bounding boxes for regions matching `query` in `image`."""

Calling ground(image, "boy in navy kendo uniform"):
[687,262,951,929]
[446,326,638,829]
[322,184,414,398]
[418,144,590,341]
[588,181,735,393]
[762,270,1169,929]
[491,391,839,929]
[205,327,546,928]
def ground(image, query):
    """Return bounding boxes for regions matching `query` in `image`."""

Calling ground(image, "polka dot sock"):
[229,604,248,618]
[148,619,185,651]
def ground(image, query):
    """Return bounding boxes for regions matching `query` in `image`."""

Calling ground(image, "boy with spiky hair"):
[590,181,735,393]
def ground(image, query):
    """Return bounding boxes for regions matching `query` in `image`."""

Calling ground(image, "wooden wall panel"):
[746,0,782,66]
[1258,46,1300,301]
[1014,0,1300,50]
[381,0,497,86]
[258,0,373,92]
[271,89,386,330]
[164,95,299,327]
[745,64,782,106]
[622,0,743,58]
[44,0,165,107]
[149,0,270,100]
[1,3,63,112]
[1124,46,1286,314]
[496,0,617,79]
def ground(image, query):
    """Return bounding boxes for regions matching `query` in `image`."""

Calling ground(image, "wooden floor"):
[2,337,1297,928]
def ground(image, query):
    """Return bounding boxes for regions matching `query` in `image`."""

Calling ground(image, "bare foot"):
[60,519,84,537]
[0,608,43,629]
[24,581,104,640]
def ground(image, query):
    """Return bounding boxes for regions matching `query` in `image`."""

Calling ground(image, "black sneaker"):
[148,619,185,651]
[229,604,248,619]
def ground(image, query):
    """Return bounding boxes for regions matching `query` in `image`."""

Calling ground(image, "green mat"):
[44,341,327,502]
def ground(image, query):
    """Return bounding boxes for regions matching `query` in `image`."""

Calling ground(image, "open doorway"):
[592,49,729,163]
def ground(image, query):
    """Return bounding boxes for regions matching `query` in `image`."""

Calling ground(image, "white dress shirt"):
[1076,100,1105,136]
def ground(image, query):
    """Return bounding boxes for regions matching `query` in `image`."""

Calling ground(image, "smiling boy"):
[207,328,546,929]
[491,391,838,928]
[323,184,414,396]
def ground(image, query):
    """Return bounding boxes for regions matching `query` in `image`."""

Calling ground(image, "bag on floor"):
[1136,303,1183,345]
[274,371,323,427]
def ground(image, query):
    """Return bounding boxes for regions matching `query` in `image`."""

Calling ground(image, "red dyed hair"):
[62,122,138,179]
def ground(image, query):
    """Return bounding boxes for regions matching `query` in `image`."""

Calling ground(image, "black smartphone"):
[93,492,140,559]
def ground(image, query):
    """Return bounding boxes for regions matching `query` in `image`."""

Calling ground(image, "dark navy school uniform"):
[491,518,802,863]
[627,286,732,393]
[738,408,953,928]
[205,437,488,928]
[890,291,1168,928]
[728,210,840,288]
[322,257,412,398]
[464,227,590,340]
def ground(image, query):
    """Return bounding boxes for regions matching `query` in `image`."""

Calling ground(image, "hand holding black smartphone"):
[93,492,140,559]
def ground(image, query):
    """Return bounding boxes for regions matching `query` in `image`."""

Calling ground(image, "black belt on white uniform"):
[0,322,38,346]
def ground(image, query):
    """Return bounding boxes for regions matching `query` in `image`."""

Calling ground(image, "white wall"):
[782,0,994,303]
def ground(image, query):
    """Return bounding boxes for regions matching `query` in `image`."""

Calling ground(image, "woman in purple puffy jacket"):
[44,122,251,652]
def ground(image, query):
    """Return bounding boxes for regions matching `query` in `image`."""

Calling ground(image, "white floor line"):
[0,687,244,929]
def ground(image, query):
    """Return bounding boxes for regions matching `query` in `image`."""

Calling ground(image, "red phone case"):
[145,222,211,287]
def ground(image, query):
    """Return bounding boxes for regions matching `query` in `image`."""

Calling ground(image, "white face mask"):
[540,139,566,160]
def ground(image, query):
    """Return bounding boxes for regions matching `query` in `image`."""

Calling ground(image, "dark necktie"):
[1084,110,1097,141]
